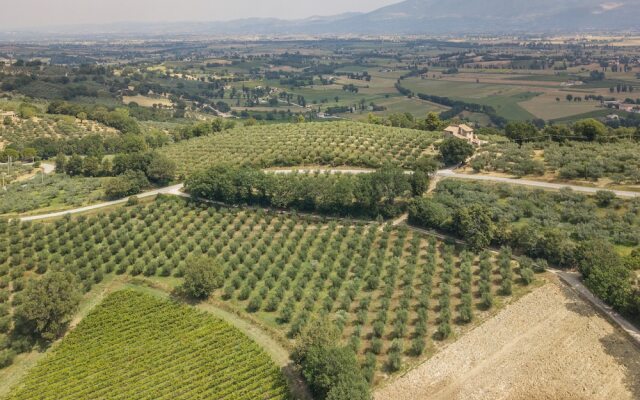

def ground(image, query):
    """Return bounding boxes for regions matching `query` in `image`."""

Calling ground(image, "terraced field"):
[6,290,288,400]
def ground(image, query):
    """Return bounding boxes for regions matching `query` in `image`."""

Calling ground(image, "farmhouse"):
[443,124,484,146]
[619,103,640,113]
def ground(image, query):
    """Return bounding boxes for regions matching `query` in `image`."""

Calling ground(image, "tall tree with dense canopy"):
[13,271,81,341]
[439,137,474,166]
[505,121,538,144]
[146,152,177,183]
[573,119,607,141]
[452,205,495,251]
[179,256,223,300]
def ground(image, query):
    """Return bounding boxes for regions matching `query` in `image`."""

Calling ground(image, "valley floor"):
[374,278,640,400]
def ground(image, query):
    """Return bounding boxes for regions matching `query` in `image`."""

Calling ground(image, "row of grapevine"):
[7,290,288,400]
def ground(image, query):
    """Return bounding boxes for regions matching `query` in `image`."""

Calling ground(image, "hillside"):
[160,122,441,177]
[14,0,640,37]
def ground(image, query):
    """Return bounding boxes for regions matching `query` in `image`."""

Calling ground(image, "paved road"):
[19,184,184,222]
[436,169,640,198]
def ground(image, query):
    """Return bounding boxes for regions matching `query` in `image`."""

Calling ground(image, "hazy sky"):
[0,0,399,29]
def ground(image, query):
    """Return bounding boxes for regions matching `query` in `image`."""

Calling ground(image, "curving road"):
[19,184,185,222]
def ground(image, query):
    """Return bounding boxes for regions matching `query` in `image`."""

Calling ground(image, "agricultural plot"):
[122,95,173,108]
[0,116,118,146]
[423,179,640,257]
[349,95,447,121]
[6,290,288,400]
[0,163,34,184]
[402,78,537,121]
[161,121,441,177]
[402,74,614,121]
[518,91,599,120]
[471,140,640,185]
[0,197,534,383]
[0,174,106,215]
[544,141,640,184]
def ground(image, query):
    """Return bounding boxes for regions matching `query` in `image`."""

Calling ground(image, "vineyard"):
[0,174,106,215]
[0,196,534,382]
[6,290,288,400]
[0,116,118,146]
[160,121,441,177]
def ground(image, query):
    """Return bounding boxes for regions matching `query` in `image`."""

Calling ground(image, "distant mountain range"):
[5,0,640,38]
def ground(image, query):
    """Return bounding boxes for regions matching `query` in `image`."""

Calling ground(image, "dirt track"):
[374,280,640,400]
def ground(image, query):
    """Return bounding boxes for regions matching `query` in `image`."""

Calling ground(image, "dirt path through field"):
[374,280,640,400]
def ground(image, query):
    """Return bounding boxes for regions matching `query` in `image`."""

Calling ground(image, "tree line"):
[185,164,429,218]
[47,100,140,134]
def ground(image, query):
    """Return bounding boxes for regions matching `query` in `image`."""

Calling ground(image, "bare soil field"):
[122,95,173,107]
[374,279,640,400]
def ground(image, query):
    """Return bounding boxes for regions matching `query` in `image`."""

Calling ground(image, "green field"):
[6,290,288,400]
[0,196,535,383]
[0,174,106,215]
[0,116,117,146]
[402,78,537,121]
[160,121,441,176]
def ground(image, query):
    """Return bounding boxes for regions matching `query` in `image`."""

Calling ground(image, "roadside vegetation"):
[0,174,105,215]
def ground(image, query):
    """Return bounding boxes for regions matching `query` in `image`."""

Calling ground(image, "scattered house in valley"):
[606,114,620,121]
[605,101,640,113]
[603,100,621,108]
[560,80,584,87]
[619,103,640,113]
[443,124,484,145]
